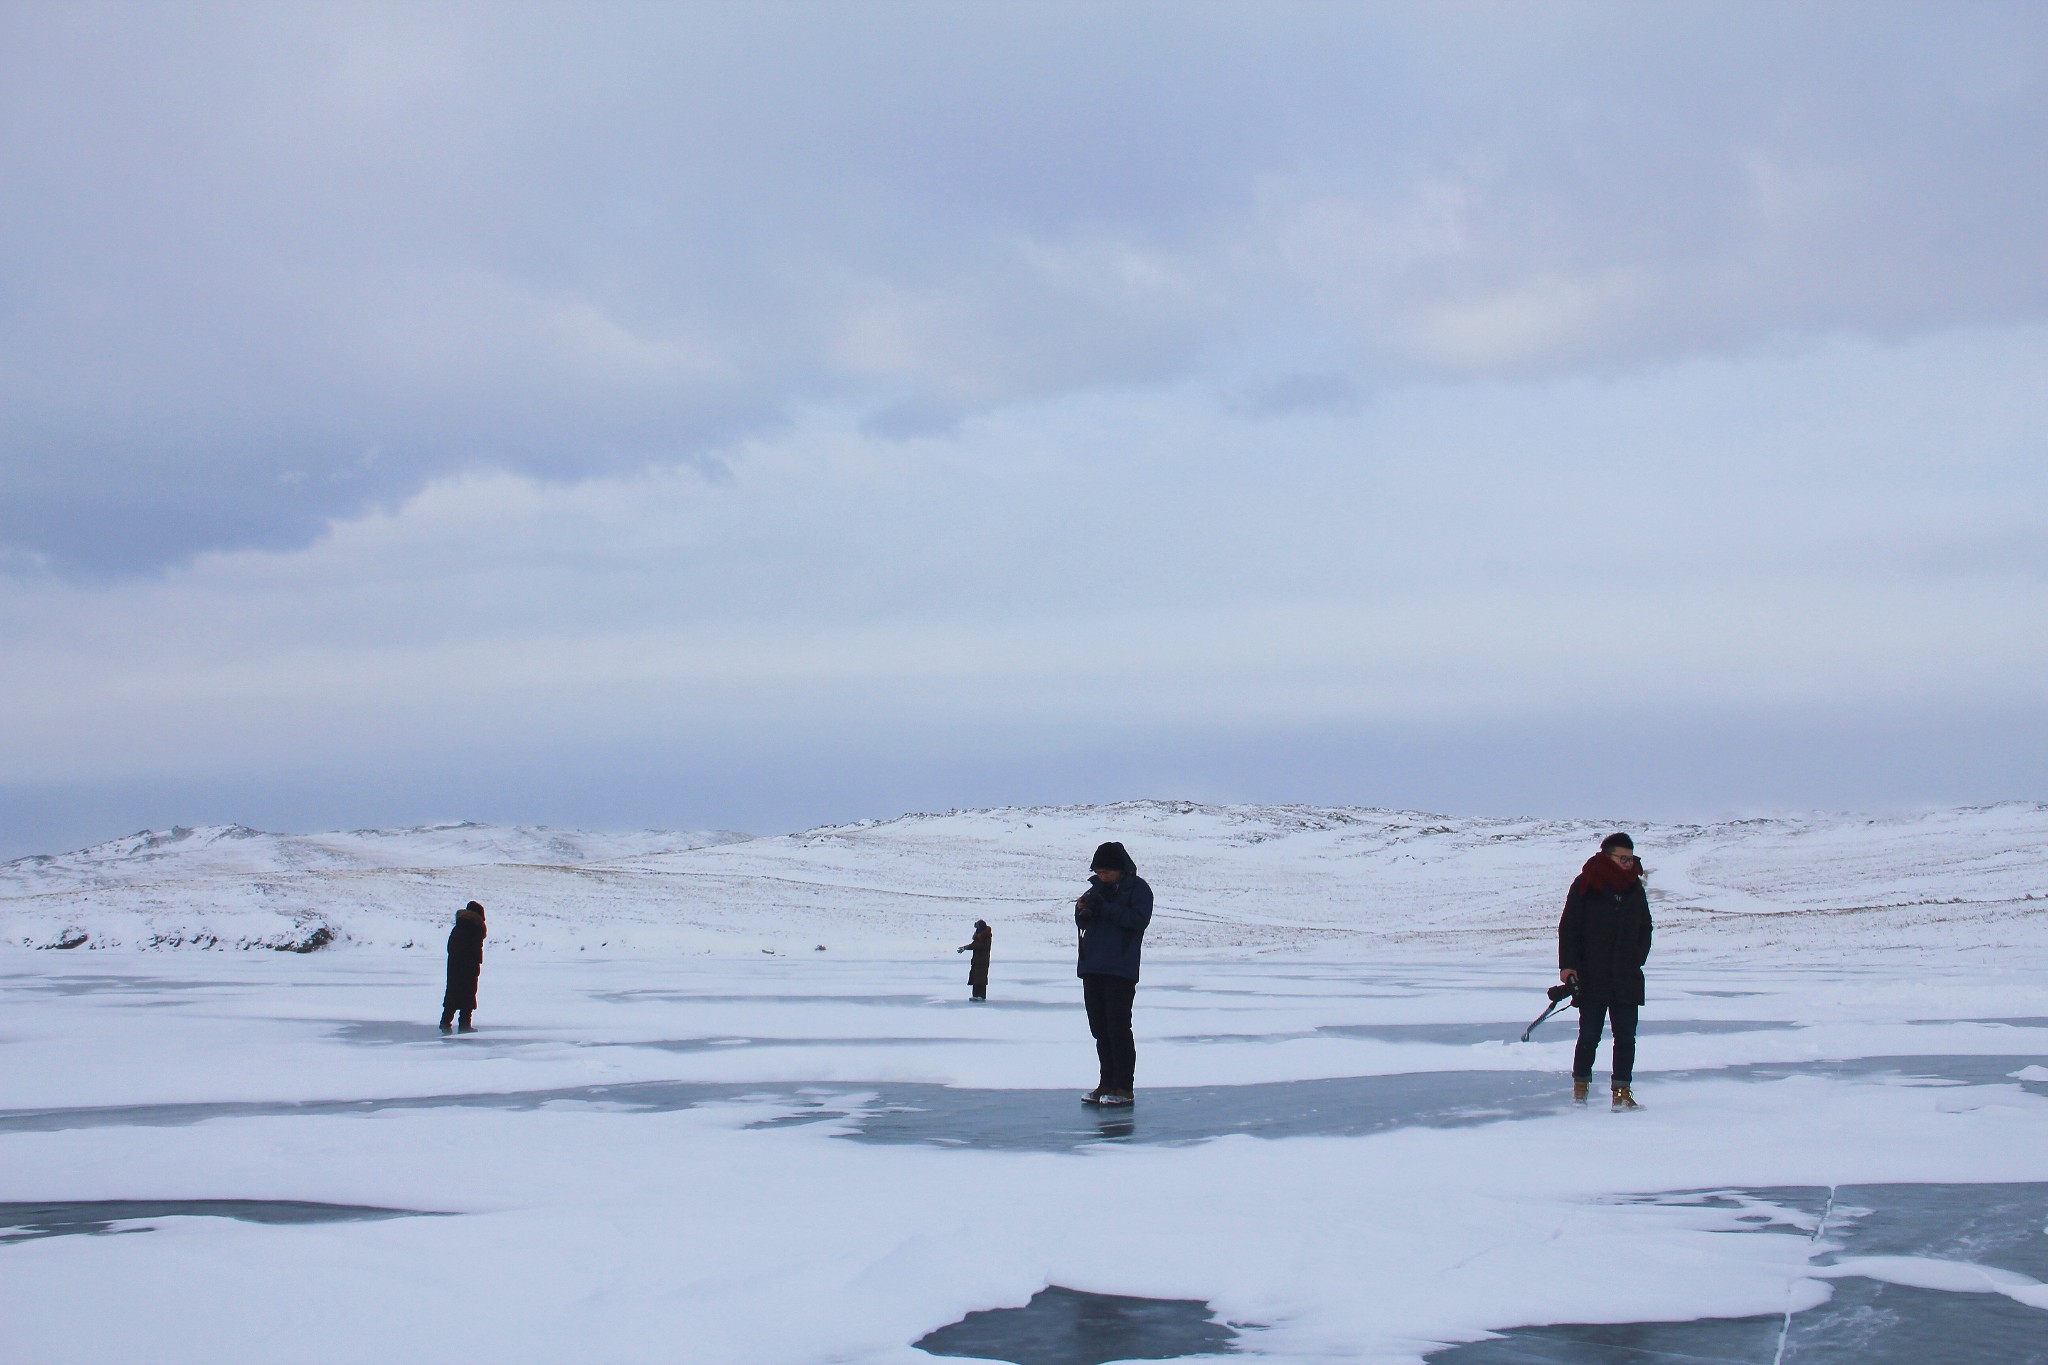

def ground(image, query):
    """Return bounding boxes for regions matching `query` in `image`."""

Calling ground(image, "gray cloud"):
[3,1,2046,576]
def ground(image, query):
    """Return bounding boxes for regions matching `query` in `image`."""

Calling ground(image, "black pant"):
[1573,999,1638,1086]
[1083,974,1137,1090]
[971,985,986,1000]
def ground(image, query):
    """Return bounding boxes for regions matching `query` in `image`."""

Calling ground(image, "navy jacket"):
[1075,872,1153,982]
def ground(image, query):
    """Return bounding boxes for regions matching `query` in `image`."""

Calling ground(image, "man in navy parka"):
[1073,841,1152,1106]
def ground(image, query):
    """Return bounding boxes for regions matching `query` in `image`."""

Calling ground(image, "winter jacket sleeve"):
[1100,878,1153,931]
[1557,890,1584,974]
[1634,891,1653,967]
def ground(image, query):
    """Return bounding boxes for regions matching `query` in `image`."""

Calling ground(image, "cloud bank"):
[1,2,2044,852]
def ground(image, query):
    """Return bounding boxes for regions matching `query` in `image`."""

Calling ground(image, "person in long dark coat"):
[957,919,993,1001]
[1558,834,1653,1109]
[1074,841,1152,1107]
[439,900,487,1033]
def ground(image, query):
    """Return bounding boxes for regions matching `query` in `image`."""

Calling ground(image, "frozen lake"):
[4,951,2047,1362]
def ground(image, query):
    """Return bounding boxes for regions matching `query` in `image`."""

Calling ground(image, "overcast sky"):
[2,2,2045,856]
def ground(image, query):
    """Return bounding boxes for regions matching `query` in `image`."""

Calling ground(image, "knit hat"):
[1090,841,1134,873]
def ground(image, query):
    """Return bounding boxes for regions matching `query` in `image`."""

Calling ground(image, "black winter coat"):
[1558,867,1652,1005]
[964,925,992,987]
[443,907,486,1011]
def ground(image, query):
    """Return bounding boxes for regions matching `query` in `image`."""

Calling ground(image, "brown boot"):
[1572,1079,1590,1105]
[1612,1085,1641,1111]
[1081,1087,1107,1106]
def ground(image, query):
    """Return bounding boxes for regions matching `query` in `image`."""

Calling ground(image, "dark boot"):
[456,1010,476,1034]
[438,1009,455,1034]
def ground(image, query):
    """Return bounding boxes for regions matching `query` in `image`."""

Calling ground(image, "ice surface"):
[915,1285,1245,1363]
[0,1199,439,1244]
[1,802,2045,1361]
[1431,1184,2048,1363]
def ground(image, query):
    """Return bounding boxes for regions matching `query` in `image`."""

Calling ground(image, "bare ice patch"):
[916,1285,1247,1364]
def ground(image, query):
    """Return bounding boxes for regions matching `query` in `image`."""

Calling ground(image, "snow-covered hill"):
[3,801,2045,961]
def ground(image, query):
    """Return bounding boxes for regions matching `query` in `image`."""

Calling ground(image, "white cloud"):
[3,324,2042,795]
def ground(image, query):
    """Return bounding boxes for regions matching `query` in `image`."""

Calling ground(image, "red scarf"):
[1569,852,1642,900]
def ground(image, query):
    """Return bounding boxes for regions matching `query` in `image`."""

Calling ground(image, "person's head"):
[1599,833,1636,866]
[974,919,988,931]
[465,900,486,916]
[1091,841,1132,882]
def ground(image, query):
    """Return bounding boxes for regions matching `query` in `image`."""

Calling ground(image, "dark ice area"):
[915,1285,1245,1363]
[592,990,1071,1010]
[4,1055,2040,1149]
[1,974,251,997]
[325,1020,970,1051]
[1319,1019,1803,1046]
[0,1199,441,1244]
[1428,1183,2048,1365]
[1431,1315,1785,1363]
[0,1071,1563,1147]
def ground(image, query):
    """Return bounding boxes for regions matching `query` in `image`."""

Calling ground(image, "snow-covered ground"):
[3,802,2047,1362]
[6,800,2046,960]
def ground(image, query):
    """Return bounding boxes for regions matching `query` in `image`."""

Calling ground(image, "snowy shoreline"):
[5,799,2045,965]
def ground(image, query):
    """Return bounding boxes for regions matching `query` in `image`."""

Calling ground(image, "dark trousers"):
[1083,973,1137,1090]
[971,985,986,1000]
[1573,999,1638,1086]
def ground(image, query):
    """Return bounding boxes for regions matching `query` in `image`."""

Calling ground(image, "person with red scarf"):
[1558,833,1653,1110]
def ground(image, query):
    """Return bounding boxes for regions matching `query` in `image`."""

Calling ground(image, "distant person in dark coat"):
[1074,841,1152,1107]
[957,919,993,1001]
[439,901,487,1033]
[1559,834,1653,1109]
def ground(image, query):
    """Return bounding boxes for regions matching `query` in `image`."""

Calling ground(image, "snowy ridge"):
[0,820,749,890]
[2,800,2045,961]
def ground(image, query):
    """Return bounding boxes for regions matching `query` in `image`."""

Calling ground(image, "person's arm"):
[1558,892,1582,983]
[1100,880,1153,931]
[1635,890,1653,966]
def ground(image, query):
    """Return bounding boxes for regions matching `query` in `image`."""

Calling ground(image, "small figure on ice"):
[1074,841,1152,1108]
[439,900,488,1034]
[1558,834,1652,1110]
[957,919,993,1001]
